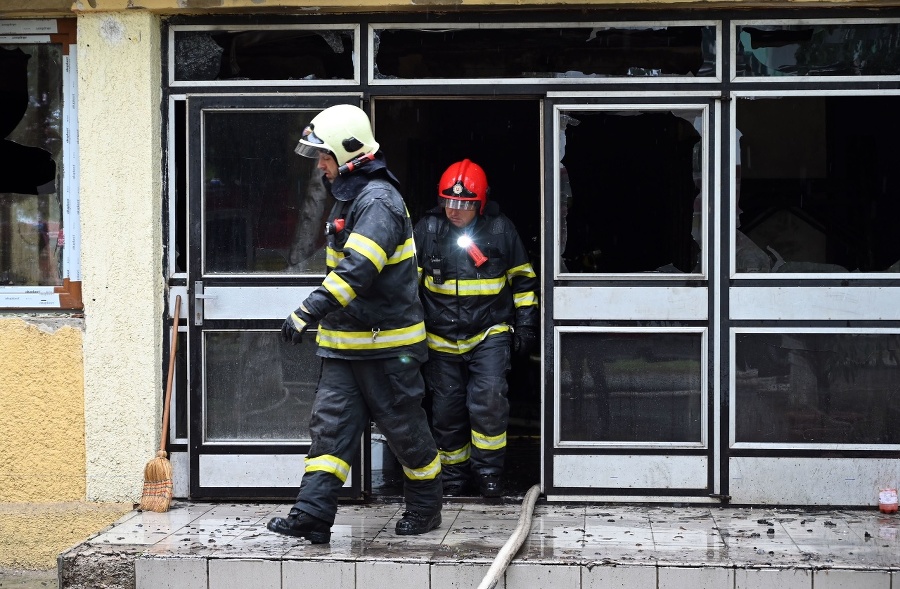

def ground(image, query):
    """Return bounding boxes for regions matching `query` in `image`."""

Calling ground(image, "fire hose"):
[476,484,542,589]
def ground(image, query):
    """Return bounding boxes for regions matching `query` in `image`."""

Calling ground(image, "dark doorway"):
[372,98,542,498]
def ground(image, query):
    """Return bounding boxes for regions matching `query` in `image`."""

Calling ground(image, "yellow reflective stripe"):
[304,455,351,483]
[439,443,471,465]
[417,266,423,282]
[345,233,388,271]
[402,453,442,481]
[514,291,538,308]
[507,262,537,281]
[317,322,426,350]
[426,324,511,355]
[423,275,507,296]
[472,429,507,451]
[322,272,356,306]
[326,247,344,268]
[387,237,415,265]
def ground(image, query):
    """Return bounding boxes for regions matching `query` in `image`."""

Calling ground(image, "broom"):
[140,294,181,512]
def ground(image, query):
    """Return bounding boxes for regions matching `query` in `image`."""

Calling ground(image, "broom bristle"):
[140,450,173,512]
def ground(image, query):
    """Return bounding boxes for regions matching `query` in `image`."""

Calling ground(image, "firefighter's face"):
[317,152,338,181]
[445,206,477,228]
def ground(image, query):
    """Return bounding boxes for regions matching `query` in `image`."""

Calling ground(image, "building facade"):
[2,0,899,506]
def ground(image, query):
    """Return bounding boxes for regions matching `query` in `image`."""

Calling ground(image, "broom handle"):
[159,295,181,454]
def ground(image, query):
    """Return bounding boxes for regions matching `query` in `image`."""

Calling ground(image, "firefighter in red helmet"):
[414,159,539,498]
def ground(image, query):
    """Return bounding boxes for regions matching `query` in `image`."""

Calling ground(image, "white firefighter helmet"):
[294,104,380,166]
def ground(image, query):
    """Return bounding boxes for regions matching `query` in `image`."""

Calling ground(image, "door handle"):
[193,281,217,326]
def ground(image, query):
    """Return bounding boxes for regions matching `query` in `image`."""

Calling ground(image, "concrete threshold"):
[59,500,900,588]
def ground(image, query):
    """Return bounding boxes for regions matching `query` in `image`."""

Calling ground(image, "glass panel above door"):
[556,106,706,276]
[172,26,357,84]
[204,330,318,442]
[735,94,900,275]
[202,109,331,275]
[373,24,717,81]
[736,21,900,78]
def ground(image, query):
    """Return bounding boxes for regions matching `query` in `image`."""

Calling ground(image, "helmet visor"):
[294,126,330,158]
[440,197,479,210]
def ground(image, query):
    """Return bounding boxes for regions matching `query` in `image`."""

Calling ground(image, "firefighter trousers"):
[423,333,511,486]
[293,356,442,524]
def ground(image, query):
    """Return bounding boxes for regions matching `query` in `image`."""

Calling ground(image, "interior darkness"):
[374,98,542,496]
[562,111,700,274]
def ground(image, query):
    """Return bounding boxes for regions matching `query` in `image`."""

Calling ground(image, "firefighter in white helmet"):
[267,104,442,542]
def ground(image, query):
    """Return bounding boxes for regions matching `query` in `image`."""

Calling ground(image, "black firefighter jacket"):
[300,155,428,362]
[414,201,539,355]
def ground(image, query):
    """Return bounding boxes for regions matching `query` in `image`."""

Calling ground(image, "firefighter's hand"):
[281,307,313,345]
[512,326,538,357]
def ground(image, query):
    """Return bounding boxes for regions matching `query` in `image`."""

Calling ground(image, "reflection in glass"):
[205,331,318,441]
[374,26,715,79]
[737,23,900,77]
[559,331,703,443]
[174,29,355,81]
[558,109,702,274]
[736,96,900,274]
[203,110,331,274]
[735,332,900,444]
[0,44,63,286]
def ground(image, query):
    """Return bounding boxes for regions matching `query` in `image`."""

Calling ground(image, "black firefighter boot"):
[395,510,442,535]
[267,509,331,544]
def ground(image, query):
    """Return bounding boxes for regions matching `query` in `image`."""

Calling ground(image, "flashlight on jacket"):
[457,235,487,267]
[325,218,345,236]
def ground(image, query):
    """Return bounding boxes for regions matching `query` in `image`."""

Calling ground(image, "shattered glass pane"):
[205,330,317,441]
[0,43,63,286]
[558,108,703,274]
[174,29,355,81]
[735,332,900,444]
[202,109,331,275]
[559,331,703,443]
[736,95,900,274]
[737,23,900,77]
[374,25,715,79]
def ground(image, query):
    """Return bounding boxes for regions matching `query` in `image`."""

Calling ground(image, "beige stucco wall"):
[0,318,86,502]
[78,10,165,502]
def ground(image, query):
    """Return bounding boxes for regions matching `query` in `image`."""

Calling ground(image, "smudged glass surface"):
[205,330,318,442]
[374,25,716,79]
[735,96,900,274]
[0,44,63,286]
[202,109,330,275]
[559,331,703,443]
[174,29,355,81]
[737,23,900,77]
[735,332,900,444]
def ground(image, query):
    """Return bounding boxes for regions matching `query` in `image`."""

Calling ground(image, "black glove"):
[512,326,538,357]
[281,305,314,345]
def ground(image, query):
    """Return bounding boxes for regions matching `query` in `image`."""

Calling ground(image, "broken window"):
[1,19,78,307]
[373,24,716,80]
[735,331,900,445]
[737,22,900,77]
[735,95,900,274]
[557,107,704,275]
[173,27,356,83]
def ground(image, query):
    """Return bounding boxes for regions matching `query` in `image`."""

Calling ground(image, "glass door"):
[186,93,365,499]
[543,95,722,502]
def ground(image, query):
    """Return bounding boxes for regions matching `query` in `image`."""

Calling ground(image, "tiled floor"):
[62,500,900,588]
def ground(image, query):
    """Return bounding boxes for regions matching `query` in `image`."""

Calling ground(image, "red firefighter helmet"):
[438,159,489,215]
